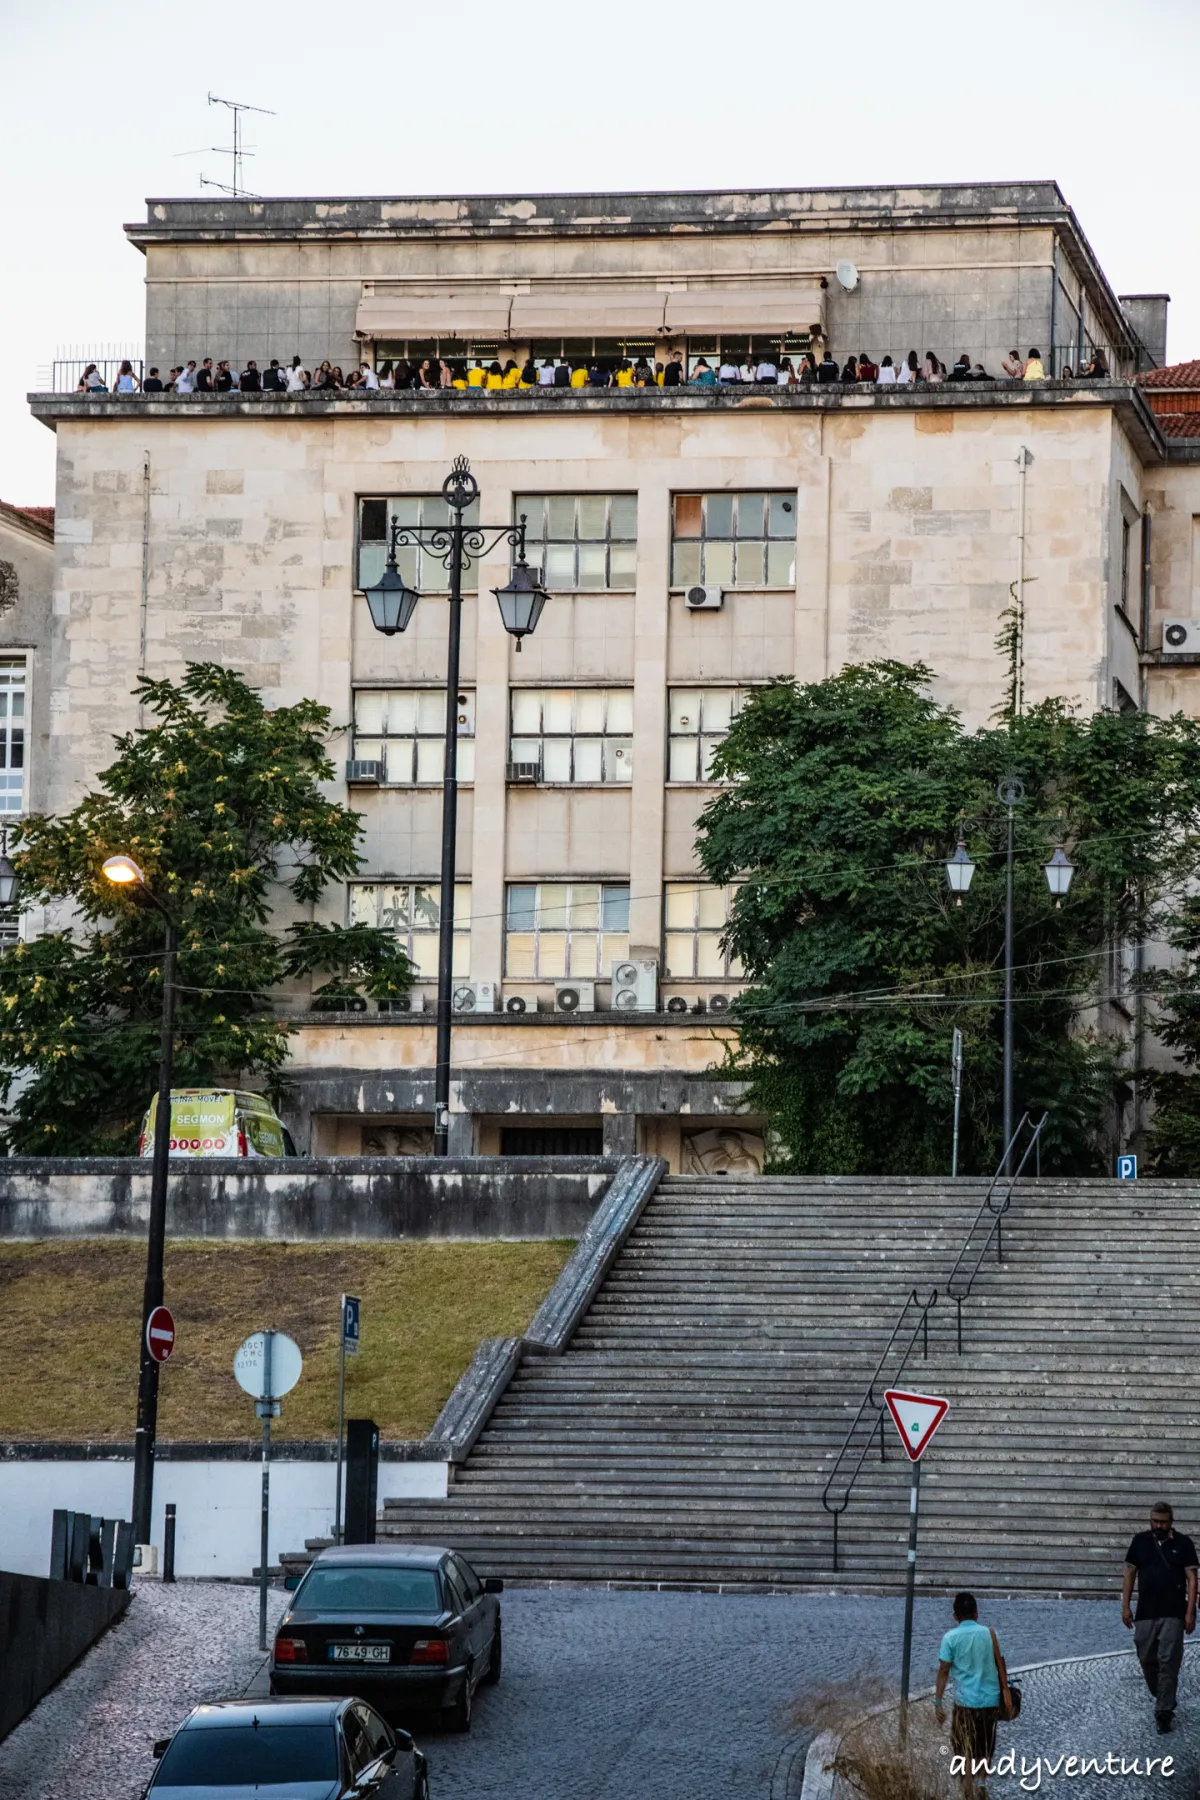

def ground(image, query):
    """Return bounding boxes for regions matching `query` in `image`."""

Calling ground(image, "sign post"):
[234,1330,303,1651]
[334,1295,361,1545]
[1117,1153,1137,1181]
[884,1388,950,1749]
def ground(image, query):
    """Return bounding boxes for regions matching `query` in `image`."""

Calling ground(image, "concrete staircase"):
[378,1175,1200,1594]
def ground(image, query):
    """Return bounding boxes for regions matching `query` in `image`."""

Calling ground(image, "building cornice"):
[28,378,1168,462]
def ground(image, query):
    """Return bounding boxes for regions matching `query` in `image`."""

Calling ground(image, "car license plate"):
[329,1643,391,1663]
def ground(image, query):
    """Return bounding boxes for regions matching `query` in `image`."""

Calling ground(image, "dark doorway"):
[499,1126,604,1156]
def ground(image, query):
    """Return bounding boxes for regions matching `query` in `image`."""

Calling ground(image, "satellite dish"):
[836,259,859,292]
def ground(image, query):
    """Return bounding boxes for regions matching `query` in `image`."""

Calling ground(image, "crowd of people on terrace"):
[78,343,1112,396]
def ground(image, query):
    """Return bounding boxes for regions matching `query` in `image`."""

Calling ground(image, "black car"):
[143,1696,428,1798]
[271,1544,502,1731]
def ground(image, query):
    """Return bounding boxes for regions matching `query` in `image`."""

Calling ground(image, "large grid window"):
[515,495,637,590]
[671,493,796,589]
[353,690,475,784]
[350,881,470,979]
[357,495,481,593]
[664,883,744,980]
[0,660,26,815]
[505,883,630,978]
[510,689,632,783]
[668,688,746,782]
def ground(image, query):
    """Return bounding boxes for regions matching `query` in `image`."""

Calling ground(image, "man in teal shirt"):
[934,1592,1008,1796]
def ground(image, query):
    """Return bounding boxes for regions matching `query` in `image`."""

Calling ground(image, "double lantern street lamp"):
[362,456,550,1157]
[102,853,177,1546]
[944,779,1074,1172]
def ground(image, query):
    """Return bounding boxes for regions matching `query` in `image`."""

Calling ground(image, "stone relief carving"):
[681,1127,765,1177]
[0,562,17,614]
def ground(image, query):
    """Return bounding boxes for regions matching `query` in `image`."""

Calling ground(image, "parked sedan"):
[271,1544,502,1732]
[143,1696,428,1798]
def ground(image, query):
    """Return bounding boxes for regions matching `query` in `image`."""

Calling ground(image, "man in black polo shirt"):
[1123,1501,1198,1732]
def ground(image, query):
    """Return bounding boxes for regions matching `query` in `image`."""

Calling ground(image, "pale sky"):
[2,0,1197,504]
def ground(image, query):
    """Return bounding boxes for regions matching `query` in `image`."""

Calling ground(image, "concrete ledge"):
[0,1155,613,1241]
[0,1572,130,1740]
[427,1337,523,1465]
[525,1155,667,1353]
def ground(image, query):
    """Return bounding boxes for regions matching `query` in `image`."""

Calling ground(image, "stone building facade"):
[26,183,1200,1165]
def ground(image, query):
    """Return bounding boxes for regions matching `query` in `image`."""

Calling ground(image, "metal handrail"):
[944,1110,1048,1350]
[820,1285,937,1571]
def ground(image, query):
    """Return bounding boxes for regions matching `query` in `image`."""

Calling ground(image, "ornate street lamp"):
[1043,845,1075,906]
[0,826,20,910]
[102,853,177,1547]
[361,457,549,1155]
[944,839,976,906]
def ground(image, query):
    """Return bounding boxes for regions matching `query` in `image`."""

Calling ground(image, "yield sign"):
[884,1388,949,1462]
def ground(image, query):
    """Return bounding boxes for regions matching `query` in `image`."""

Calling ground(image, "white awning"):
[662,287,826,336]
[508,288,667,336]
[355,290,514,340]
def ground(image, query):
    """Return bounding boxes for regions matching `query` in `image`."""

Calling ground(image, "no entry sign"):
[146,1306,176,1364]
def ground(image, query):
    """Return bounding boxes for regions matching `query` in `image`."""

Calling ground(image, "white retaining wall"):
[0,1459,449,1579]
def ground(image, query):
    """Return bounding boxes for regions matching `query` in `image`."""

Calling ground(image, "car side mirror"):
[484,1577,504,1594]
[283,1574,303,1590]
[152,1738,172,1758]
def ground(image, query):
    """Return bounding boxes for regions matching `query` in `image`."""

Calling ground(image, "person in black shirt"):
[240,361,261,393]
[1123,1501,1198,1732]
[261,359,285,392]
[194,358,214,393]
[143,368,163,393]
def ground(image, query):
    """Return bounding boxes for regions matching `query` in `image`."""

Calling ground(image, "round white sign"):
[233,1330,303,1400]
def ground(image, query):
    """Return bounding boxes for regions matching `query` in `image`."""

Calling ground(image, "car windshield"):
[295,1566,442,1614]
[154,1724,337,1785]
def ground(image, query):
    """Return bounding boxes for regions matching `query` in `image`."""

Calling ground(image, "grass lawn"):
[0,1239,573,1443]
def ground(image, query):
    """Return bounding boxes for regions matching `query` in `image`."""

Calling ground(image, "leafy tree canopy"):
[0,663,410,1154]
[697,661,1200,1175]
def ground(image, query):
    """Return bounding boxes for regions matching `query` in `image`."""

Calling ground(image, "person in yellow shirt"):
[1023,348,1046,381]
[485,361,504,390]
[501,359,521,389]
[570,364,588,389]
[615,361,634,388]
[466,363,486,389]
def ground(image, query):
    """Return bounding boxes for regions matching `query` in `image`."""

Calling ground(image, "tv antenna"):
[176,93,274,198]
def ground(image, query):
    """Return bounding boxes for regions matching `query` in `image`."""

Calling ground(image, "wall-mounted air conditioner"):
[685,585,724,611]
[346,759,383,784]
[377,996,412,1013]
[504,990,540,1015]
[554,980,595,1014]
[451,980,498,1015]
[506,761,542,783]
[611,959,658,1012]
[1162,619,1200,655]
[707,992,733,1015]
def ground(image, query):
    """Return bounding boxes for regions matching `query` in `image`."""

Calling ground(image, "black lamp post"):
[102,853,177,1545]
[945,787,1073,1172]
[362,456,548,1155]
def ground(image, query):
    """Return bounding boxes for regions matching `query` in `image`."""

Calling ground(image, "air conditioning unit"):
[504,990,540,1015]
[665,995,689,1014]
[506,761,542,783]
[451,980,498,1015]
[346,759,383,784]
[377,995,412,1014]
[554,980,595,1014]
[708,992,733,1016]
[610,958,658,1012]
[685,585,724,611]
[1162,619,1200,655]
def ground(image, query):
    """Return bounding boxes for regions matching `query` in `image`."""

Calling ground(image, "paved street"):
[0,1581,1143,1800]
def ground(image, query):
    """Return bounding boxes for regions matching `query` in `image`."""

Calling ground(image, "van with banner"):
[138,1088,296,1158]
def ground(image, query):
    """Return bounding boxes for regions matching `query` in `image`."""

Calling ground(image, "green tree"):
[697,662,1200,1175]
[0,663,410,1154]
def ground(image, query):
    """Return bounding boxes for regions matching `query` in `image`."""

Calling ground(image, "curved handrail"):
[821,1285,937,1568]
[945,1111,1048,1304]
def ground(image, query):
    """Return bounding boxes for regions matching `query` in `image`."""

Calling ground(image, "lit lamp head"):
[492,560,548,652]
[102,854,146,889]
[363,561,420,637]
[1044,845,1074,908]
[944,840,976,907]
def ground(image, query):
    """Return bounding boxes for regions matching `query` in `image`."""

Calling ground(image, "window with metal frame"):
[509,689,632,783]
[514,494,638,590]
[505,882,630,979]
[353,690,475,784]
[668,687,747,781]
[0,659,26,815]
[663,883,744,980]
[349,881,470,979]
[356,495,481,594]
[670,492,796,589]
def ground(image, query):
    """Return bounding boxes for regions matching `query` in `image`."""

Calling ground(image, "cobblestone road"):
[0,1582,1141,1800]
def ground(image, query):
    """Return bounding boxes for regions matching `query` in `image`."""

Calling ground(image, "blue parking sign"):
[342,1294,361,1356]
[1117,1154,1137,1181]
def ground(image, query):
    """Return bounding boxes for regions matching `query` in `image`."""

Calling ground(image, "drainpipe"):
[1049,242,1058,377]
[1133,506,1153,1145]
[1015,447,1032,715]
